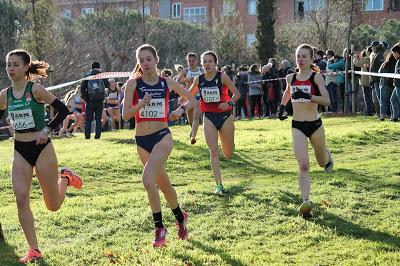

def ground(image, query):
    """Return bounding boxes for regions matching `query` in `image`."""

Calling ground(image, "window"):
[391,0,400,10]
[81,7,94,15]
[63,9,72,19]
[223,0,236,16]
[295,0,326,20]
[248,0,256,15]
[139,5,151,15]
[183,7,207,24]
[172,3,181,18]
[247,33,256,47]
[365,0,384,11]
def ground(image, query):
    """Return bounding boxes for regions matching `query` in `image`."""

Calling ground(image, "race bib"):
[201,87,221,103]
[291,85,311,103]
[139,98,166,118]
[109,92,118,100]
[9,109,36,130]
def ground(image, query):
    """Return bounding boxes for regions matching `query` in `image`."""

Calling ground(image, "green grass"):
[1,117,400,265]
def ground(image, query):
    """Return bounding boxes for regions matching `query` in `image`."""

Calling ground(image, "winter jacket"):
[353,56,370,87]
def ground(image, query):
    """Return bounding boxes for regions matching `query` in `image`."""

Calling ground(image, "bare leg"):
[292,129,310,202]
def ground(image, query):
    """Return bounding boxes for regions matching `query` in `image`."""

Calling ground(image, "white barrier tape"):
[245,70,352,85]
[354,71,400,79]
[46,72,131,91]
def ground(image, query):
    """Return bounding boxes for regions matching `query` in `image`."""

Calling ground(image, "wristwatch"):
[42,126,52,137]
[227,101,235,106]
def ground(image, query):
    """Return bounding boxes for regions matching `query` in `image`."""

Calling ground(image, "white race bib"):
[9,109,36,130]
[201,87,221,103]
[139,98,166,118]
[109,92,118,100]
[291,85,312,103]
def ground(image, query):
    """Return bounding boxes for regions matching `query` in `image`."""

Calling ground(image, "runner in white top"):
[177,53,204,144]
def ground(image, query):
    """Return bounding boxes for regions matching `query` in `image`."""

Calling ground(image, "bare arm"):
[0,89,7,110]
[310,73,330,106]
[176,69,187,84]
[221,72,241,103]
[167,77,195,111]
[281,74,294,106]
[32,83,57,104]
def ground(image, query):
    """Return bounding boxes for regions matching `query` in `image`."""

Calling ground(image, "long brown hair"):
[130,44,159,79]
[295,44,320,73]
[6,49,49,80]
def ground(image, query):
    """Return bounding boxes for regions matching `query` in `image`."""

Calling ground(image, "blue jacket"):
[327,59,345,84]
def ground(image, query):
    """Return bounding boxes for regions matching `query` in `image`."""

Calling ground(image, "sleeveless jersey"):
[107,88,119,100]
[133,77,169,123]
[186,67,203,79]
[7,81,45,133]
[290,72,320,103]
[198,72,232,113]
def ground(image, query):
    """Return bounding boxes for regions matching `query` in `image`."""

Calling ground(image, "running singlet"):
[198,71,231,113]
[133,77,169,123]
[7,81,45,133]
[290,72,321,103]
[107,89,119,100]
[186,67,203,79]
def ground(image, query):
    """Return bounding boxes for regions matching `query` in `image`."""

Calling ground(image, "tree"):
[352,24,378,50]
[18,0,60,60]
[379,19,400,47]
[255,0,276,64]
[211,10,247,66]
[0,0,22,84]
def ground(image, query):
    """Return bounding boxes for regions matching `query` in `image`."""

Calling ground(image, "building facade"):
[56,0,400,47]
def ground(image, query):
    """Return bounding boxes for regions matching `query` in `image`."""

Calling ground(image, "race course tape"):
[46,72,131,91]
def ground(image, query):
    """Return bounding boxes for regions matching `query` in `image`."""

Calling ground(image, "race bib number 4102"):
[9,109,36,130]
[291,85,312,103]
[139,98,166,118]
[201,87,221,103]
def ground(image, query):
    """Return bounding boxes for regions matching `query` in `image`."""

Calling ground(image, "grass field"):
[0,117,400,265]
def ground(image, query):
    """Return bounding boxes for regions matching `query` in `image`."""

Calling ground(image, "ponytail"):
[130,63,143,79]
[27,60,49,80]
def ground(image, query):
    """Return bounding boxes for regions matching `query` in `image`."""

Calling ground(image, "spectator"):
[81,61,110,139]
[268,58,282,116]
[370,41,385,116]
[354,49,373,116]
[315,50,327,72]
[325,50,338,113]
[328,55,345,112]
[161,69,178,126]
[105,78,121,130]
[235,65,249,119]
[278,60,295,115]
[390,42,400,122]
[247,64,263,118]
[261,63,273,117]
[378,51,396,121]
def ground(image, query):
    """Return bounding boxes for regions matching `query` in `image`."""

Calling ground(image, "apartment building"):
[56,0,400,47]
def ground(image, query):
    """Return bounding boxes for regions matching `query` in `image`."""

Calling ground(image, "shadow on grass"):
[0,239,19,266]
[278,191,400,249]
[105,138,136,145]
[0,237,49,266]
[174,239,245,266]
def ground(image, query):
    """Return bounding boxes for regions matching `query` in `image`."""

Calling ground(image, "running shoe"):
[18,248,42,264]
[324,149,334,173]
[176,211,188,240]
[299,201,314,219]
[60,167,82,189]
[152,227,167,247]
[214,184,224,195]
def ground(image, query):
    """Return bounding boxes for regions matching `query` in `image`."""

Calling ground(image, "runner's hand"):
[218,102,230,110]
[36,130,49,145]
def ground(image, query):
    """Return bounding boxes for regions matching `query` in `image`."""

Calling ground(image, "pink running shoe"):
[18,248,42,264]
[60,167,82,189]
[152,227,167,247]
[176,211,188,240]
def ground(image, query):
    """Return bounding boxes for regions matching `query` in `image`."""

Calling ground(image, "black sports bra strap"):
[290,73,297,85]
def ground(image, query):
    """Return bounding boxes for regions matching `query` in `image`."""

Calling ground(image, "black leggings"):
[236,98,247,117]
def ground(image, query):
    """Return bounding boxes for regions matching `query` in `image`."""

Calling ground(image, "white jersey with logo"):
[186,67,203,79]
